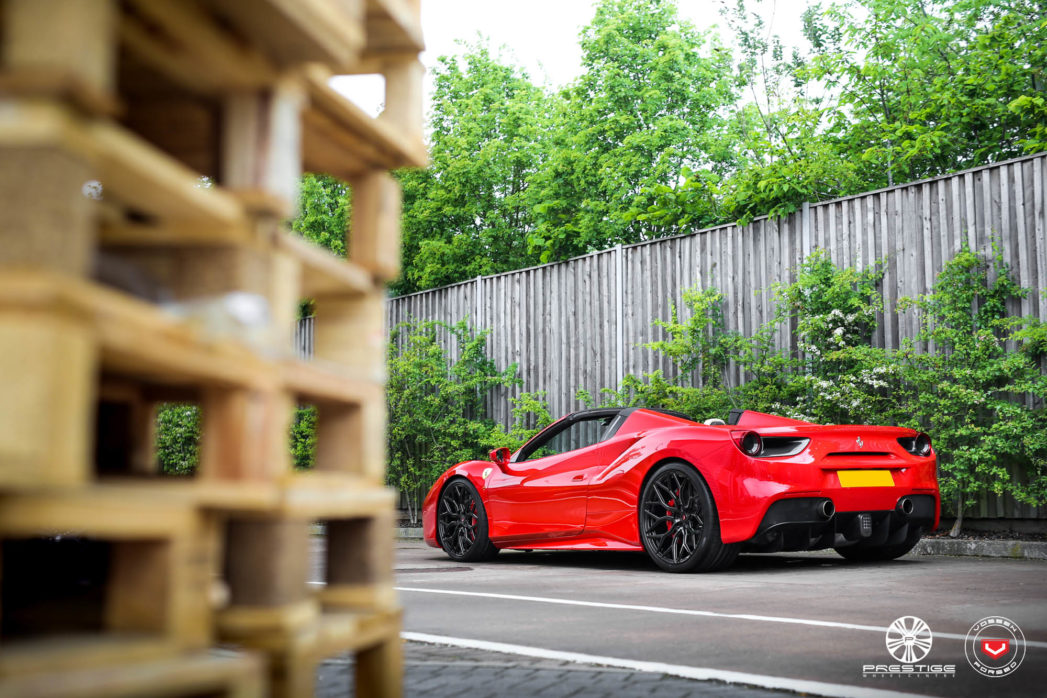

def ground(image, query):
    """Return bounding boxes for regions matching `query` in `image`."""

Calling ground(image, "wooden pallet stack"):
[0,1,425,696]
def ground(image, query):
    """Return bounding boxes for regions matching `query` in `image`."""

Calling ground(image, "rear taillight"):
[898,433,933,457]
[733,430,764,456]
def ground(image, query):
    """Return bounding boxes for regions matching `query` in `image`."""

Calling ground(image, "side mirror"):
[489,447,511,468]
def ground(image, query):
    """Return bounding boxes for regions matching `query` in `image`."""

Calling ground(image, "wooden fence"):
[380,152,1047,519]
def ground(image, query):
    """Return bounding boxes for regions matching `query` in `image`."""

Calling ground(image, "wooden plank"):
[1035,157,1047,323]
[964,172,977,251]
[0,650,263,698]
[0,487,200,538]
[378,57,425,147]
[221,77,304,215]
[91,118,248,229]
[0,102,248,237]
[224,520,311,607]
[1014,162,1031,289]
[276,233,373,298]
[302,65,426,178]
[0,312,96,488]
[355,630,403,698]
[281,359,383,405]
[322,513,395,610]
[0,69,120,117]
[350,171,402,280]
[0,272,272,388]
[2,0,117,94]
[119,1,277,94]
[0,144,96,275]
[363,0,424,54]
[278,475,394,518]
[199,388,290,481]
[0,637,176,681]
[208,0,366,70]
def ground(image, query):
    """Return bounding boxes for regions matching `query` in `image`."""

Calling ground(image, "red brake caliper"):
[667,493,676,533]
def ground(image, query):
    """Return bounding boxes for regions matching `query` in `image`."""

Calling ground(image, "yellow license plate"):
[838,470,894,487]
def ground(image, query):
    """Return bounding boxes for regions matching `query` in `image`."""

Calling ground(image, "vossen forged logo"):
[862,616,956,678]
[965,616,1027,678]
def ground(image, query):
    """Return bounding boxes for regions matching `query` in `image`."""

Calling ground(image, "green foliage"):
[386,319,521,520]
[804,0,1047,184]
[484,391,557,450]
[527,0,738,261]
[155,404,200,475]
[290,405,318,470]
[291,174,351,257]
[897,247,1047,515]
[392,44,552,295]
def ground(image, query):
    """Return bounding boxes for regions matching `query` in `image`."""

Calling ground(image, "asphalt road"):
[390,541,1047,697]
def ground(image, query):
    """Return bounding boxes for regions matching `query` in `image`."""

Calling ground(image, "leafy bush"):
[155,404,200,475]
[290,405,318,470]
[386,319,519,523]
[898,247,1047,532]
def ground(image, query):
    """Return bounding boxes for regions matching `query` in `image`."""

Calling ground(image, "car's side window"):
[520,415,615,461]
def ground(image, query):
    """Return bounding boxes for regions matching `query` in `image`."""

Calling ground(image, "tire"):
[437,478,499,562]
[835,528,922,562]
[638,462,738,572]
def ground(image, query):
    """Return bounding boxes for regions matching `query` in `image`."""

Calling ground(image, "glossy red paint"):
[422,409,939,554]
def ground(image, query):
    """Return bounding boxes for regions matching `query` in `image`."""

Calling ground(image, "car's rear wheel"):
[437,478,499,562]
[835,529,922,562]
[639,462,738,572]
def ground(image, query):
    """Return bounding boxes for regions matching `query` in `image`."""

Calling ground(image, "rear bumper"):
[742,494,937,552]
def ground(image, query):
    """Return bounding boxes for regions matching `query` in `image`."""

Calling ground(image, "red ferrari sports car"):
[422,408,939,572]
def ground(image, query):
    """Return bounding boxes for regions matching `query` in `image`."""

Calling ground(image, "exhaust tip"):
[818,499,835,519]
[897,497,914,516]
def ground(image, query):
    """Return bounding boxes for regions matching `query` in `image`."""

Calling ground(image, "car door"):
[486,412,622,542]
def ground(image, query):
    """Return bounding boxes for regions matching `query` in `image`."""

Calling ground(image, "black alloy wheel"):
[639,462,738,572]
[437,478,499,562]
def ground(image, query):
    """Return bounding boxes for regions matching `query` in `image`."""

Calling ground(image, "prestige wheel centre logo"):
[965,616,1026,678]
[886,616,933,663]
[862,616,955,678]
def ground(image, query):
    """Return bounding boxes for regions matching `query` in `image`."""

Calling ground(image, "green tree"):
[526,0,738,262]
[805,0,1047,185]
[290,174,351,257]
[392,44,551,295]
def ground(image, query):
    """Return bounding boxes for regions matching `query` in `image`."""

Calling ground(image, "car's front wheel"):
[639,462,738,572]
[437,478,499,562]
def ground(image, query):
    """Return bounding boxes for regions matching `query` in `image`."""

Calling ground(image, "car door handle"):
[572,475,586,481]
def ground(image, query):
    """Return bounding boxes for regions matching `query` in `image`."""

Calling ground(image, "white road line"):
[401,632,930,698]
[395,586,1047,649]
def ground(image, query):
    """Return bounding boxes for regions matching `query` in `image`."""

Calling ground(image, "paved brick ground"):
[316,640,785,697]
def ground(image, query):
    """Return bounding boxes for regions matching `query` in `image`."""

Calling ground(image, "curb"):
[396,527,424,539]
[395,529,1047,560]
[913,537,1047,560]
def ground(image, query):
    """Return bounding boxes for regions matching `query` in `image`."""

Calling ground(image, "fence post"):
[801,201,811,255]
[615,244,624,388]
